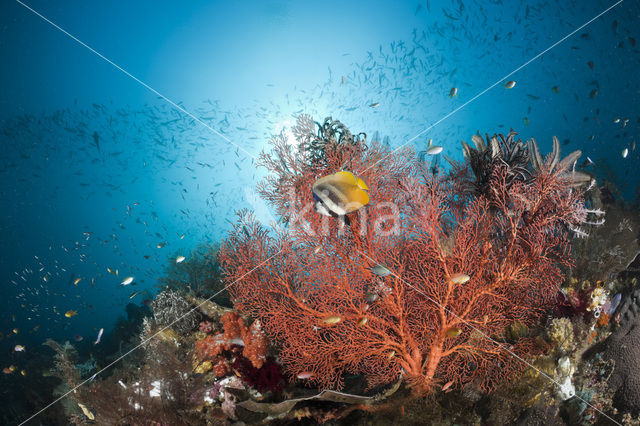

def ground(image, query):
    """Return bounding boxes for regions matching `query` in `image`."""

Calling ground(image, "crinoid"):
[296,116,367,169]
[527,136,604,237]
[458,129,530,195]
[527,136,593,187]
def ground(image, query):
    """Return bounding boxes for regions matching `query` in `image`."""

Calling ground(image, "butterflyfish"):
[312,171,369,219]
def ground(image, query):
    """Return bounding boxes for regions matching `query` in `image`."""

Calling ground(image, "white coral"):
[555,356,576,401]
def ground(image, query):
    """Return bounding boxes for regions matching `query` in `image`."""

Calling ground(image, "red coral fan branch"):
[219,116,587,396]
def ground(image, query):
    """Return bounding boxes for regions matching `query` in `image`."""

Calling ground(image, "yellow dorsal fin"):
[344,187,370,213]
[355,176,368,191]
[333,171,357,185]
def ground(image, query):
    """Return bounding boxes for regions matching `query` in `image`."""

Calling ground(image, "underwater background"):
[1,0,639,424]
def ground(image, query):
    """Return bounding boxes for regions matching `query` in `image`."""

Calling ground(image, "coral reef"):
[49,291,303,424]
[49,117,636,424]
[67,327,206,425]
[219,116,591,397]
[151,289,202,334]
[602,288,640,414]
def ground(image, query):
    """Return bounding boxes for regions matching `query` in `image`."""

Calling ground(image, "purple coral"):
[232,356,284,394]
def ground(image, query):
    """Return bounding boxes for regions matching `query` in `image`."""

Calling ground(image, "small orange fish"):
[297,371,314,379]
[357,317,368,327]
[444,326,461,338]
[322,315,341,325]
[73,277,82,285]
[442,380,454,392]
[449,273,470,285]
[65,310,78,318]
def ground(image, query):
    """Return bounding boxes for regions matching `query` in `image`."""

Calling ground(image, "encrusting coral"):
[219,115,593,396]
[548,317,575,354]
[601,288,640,414]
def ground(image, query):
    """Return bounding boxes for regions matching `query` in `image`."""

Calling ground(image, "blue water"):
[1,0,638,423]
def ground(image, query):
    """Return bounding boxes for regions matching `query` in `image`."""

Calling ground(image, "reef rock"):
[603,288,640,414]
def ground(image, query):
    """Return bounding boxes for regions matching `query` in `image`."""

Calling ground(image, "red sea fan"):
[219,118,587,396]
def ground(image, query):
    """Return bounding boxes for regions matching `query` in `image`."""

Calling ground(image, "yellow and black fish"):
[312,171,369,220]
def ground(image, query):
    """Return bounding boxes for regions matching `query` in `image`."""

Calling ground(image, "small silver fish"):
[297,371,314,379]
[365,292,378,303]
[426,145,443,155]
[449,87,458,98]
[504,80,516,89]
[449,273,470,284]
[371,264,392,277]
[622,148,629,158]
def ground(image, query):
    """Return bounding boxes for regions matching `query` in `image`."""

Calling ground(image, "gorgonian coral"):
[256,114,396,223]
[220,117,590,396]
